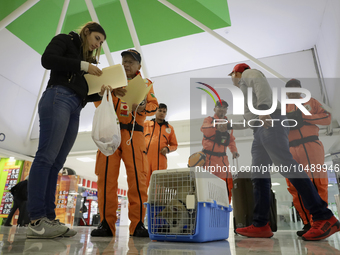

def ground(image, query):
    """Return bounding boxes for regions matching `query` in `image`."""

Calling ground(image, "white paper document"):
[117,75,153,110]
[85,64,127,95]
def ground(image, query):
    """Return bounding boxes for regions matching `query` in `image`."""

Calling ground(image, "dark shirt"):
[41,31,101,107]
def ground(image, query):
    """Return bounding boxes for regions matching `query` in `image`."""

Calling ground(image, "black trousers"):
[5,198,29,226]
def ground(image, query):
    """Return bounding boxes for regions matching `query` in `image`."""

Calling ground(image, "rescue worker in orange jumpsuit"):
[91,49,158,237]
[201,100,239,204]
[144,103,178,187]
[285,79,331,237]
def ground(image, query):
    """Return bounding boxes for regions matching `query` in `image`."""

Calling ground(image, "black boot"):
[296,223,311,237]
[131,221,149,237]
[91,219,113,237]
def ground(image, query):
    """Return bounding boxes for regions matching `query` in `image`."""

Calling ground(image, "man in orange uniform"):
[201,100,239,204]
[285,79,331,237]
[91,49,158,237]
[144,103,178,187]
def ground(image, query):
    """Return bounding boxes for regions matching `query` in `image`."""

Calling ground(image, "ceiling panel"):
[0,28,44,96]
[2,0,231,54]
[128,0,230,45]
[3,0,62,55]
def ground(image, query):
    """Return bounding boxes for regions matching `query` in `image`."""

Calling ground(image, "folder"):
[85,64,127,95]
[117,75,153,110]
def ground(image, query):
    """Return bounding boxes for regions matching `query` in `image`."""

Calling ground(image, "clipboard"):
[85,64,127,95]
[117,75,153,110]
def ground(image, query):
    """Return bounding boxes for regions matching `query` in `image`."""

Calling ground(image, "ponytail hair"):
[79,21,106,63]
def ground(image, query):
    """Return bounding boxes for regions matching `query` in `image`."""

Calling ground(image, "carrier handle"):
[232,157,239,171]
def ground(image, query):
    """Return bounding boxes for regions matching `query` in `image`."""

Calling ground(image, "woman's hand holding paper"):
[88,64,103,76]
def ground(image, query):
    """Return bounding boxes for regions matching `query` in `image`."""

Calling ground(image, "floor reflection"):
[0,225,339,255]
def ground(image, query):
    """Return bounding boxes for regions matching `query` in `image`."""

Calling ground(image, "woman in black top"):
[27,21,109,239]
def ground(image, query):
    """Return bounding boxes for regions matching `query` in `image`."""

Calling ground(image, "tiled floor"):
[1,225,340,255]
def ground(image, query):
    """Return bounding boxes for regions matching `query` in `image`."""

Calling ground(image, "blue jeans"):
[27,86,82,220]
[251,114,332,227]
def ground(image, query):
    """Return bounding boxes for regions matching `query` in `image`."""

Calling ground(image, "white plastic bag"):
[92,90,121,156]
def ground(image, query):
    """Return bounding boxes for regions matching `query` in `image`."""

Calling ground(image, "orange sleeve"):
[143,80,158,116]
[168,126,178,152]
[303,98,331,126]
[227,130,238,153]
[201,117,216,137]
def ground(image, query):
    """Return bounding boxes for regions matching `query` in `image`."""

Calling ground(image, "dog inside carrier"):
[148,170,197,235]
[147,168,232,242]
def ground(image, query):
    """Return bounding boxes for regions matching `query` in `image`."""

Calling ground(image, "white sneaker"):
[50,219,77,237]
[26,218,68,239]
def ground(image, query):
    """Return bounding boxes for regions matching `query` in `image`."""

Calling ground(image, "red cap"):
[228,63,250,76]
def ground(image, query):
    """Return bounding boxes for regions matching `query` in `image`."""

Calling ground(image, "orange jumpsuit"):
[94,72,158,235]
[201,115,238,204]
[144,119,178,186]
[286,98,330,225]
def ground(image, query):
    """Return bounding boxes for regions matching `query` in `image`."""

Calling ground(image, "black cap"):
[285,79,301,87]
[121,49,141,63]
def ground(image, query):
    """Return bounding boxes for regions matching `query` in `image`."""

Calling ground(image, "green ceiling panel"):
[3,1,62,55]
[197,0,231,24]
[92,2,134,51]
[167,0,231,29]
[65,0,117,16]
[91,1,134,52]
[62,0,93,33]
[0,0,27,20]
[1,0,230,55]
[128,0,231,45]
[61,1,134,53]
[127,0,203,45]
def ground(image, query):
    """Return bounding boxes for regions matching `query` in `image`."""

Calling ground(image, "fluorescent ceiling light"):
[272,182,280,186]
[77,157,95,162]
[328,184,333,187]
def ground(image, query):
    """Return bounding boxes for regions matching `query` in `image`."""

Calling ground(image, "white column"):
[120,0,149,78]
[84,0,115,66]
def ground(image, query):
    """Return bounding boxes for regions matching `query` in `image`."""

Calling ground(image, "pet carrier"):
[146,168,232,242]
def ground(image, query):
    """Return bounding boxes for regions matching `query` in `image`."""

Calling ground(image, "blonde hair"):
[79,22,106,63]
